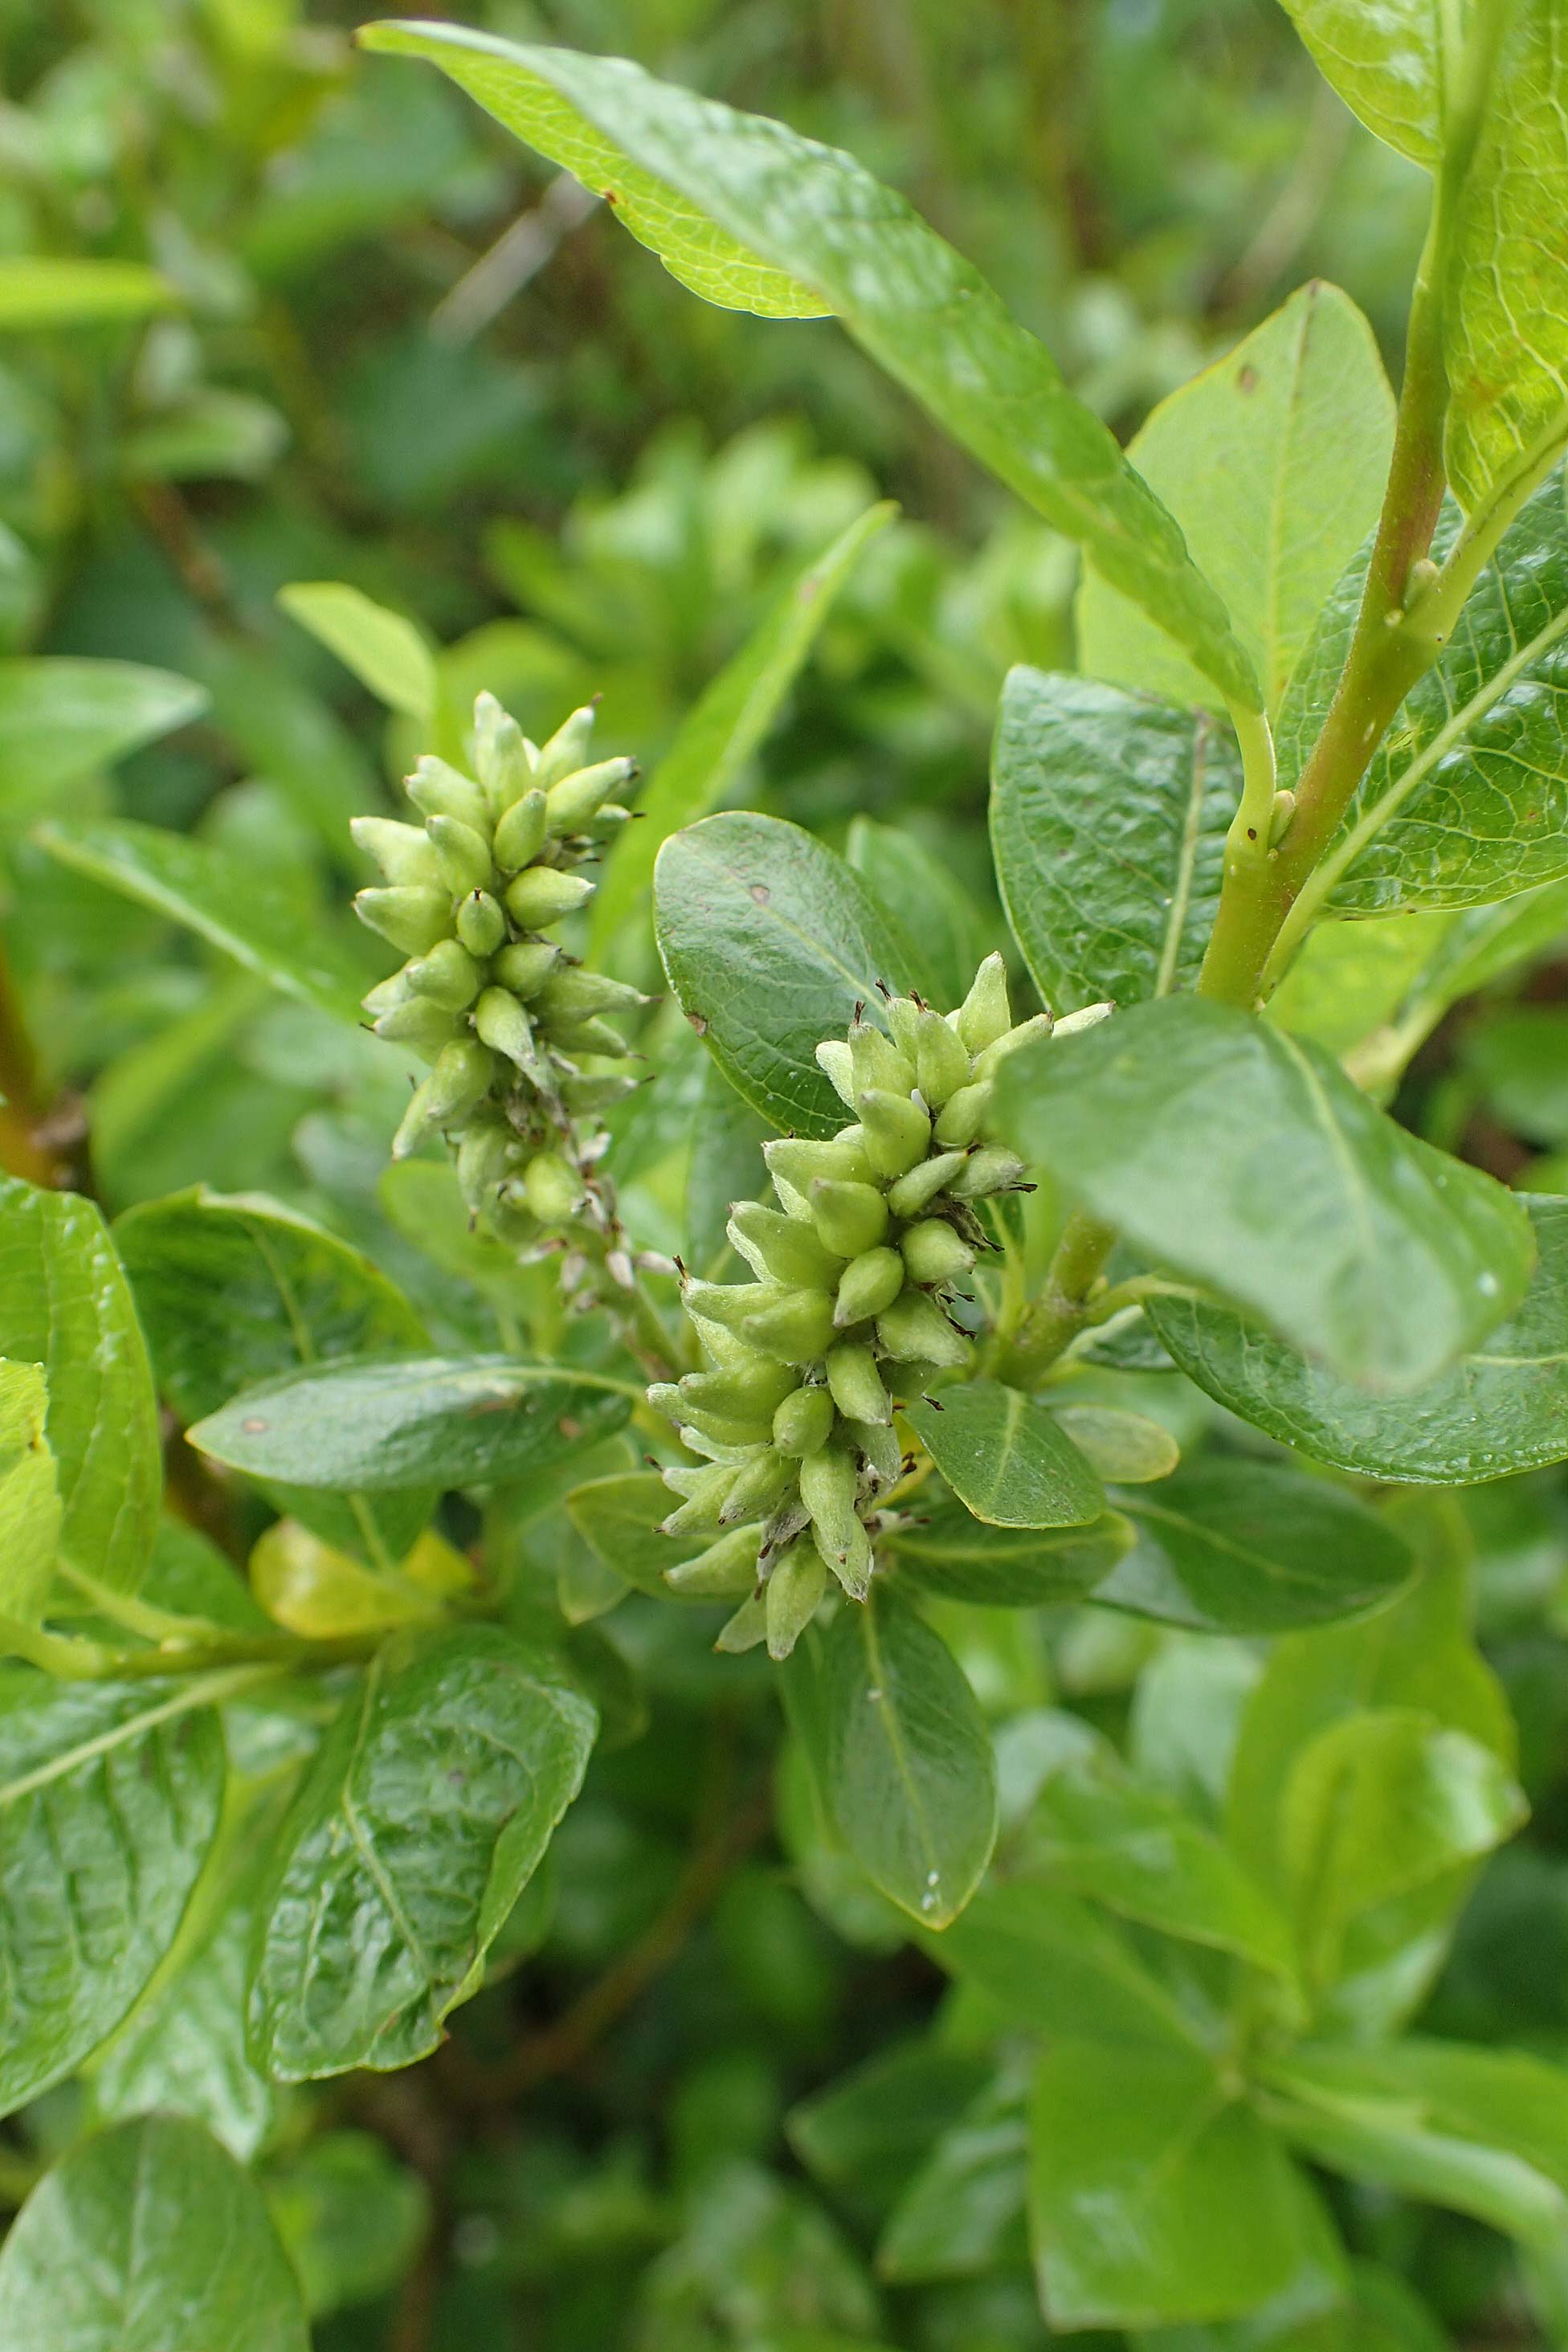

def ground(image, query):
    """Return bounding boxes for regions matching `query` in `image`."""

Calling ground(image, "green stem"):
[998,1209,1118,1386]
[0,1615,379,1683]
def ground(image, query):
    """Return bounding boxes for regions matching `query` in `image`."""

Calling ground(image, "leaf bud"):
[668,1522,763,1599]
[521,1149,585,1222]
[492,787,549,872]
[855,1086,930,1178]
[875,1290,973,1369]
[351,816,440,887]
[455,889,508,958]
[949,1146,1026,1198]
[533,701,598,790]
[765,1134,877,1192]
[953,952,1012,1052]
[545,755,639,835]
[729,1203,840,1289]
[933,1080,994,1149]
[505,865,594,929]
[811,1178,889,1259]
[742,1289,836,1363]
[900,1218,974,1287]
[772,1384,835,1458]
[391,1039,495,1158]
[832,1244,904,1328]
[492,939,558,998]
[427,813,495,896]
[405,938,483,1010]
[823,1341,891,1425]
[886,1149,969,1219]
[354,885,451,956]
[406,754,488,835]
[766,1540,827,1660]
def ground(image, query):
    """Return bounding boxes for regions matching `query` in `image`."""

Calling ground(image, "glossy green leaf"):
[0,1670,226,2116]
[1030,2037,1313,2331]
[1053,1403,1179,1484]
[788,2042,992,2225]
[654,811,933,1133]
[590,500,896,958]
[0,658,206,819]
[925,1880,1202,2049]
[566,1468,703,1598]
[790,1595,996,1928]
[277,580,437,719]
[992,997,1536,1390]
[0,2116,308,2352]
[0,1178,161,1595]
[877,2070,1029,2282]
[1097,1459,1415,1636]
[1277,477,1568,914]
[363,22,1260,708]
[0,257,179,327]
[903,1382,1105,1529]
[886,1480,1133,1607]
[116,1188,435,1566]
[0,1362,60,1625]
[247,1624,596,2077]
[845,819,993,1014]
[1277,5,1445,166]
[1149,1197,1568,1483]
[990,669,1240,1013]
[1077,282,1393,712]
[190,1352,635,1493]
[1268,911,1456,1065]
[1264,2038,1568,2246]
[35,818,368,1019]
[684,1055,773,1276]
[1444,2,1568,519]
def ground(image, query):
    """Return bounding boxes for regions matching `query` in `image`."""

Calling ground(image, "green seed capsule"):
[847,1019,915,1098]
[585,801,632,839]
[682,1358,798,1419]
[798,1442,860,1554]
[900,1218,974,1286]
[533,702,598,790]
[916,1008,974,1107]
[472,691,534,813]
[718,1449,796,1526]
[811,1178,888,1259]
[856,1086,931,1178]
[505,864,593,930]
[545,755,638,835]
[560,1071,639,1112]
[815,1039,856,1107]
[427,813,494,896]
[714,1592,769,1652]
[391,1038,495,1159]
[824,1341,891,1425]
[667,1523,762,1597]
[729,1203,841,1289]
[351,816,440,887]
[455,890,508,958]
[742,1290,836,1363]
[849,1416,902,1488]
[373,998,461,1060]
[766,1540,827,1660]
[406,754,489,835]
[683,1280,782,1335]
[886,1149,969,1219]
[492,787,549,872]
[973,1010,1052,1081]
[545,1015,629,1060]
[933,1080,993,1149]
[772,1385,835,1457]
[950,1146,1025,1198]
[522,1149,584,1222]
[492,940,558,998]
[954,952,1012,1052]
[537,969,648,1023]
[764,1135,876,1193]
[833,1245,904,1328]
[354,885,451,956]
[474,986,541,1075]
[659,1460,744,1536]
[886,995,924,1058]
[822,1514,874,1601]
[455,1120,517,1211]
[406,938,483,1011]
[876,1290,973,1369]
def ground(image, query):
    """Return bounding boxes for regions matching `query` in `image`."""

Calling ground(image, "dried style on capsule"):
[353,694,645,1278]
[651,956,1042,1660]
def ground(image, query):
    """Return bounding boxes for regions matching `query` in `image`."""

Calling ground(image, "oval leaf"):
[904,1382,1106,1531]
[0,658,205,817]
[888,1482,1133,1607]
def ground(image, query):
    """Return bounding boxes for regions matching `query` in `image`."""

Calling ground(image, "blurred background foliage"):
[8,4,1568,2348]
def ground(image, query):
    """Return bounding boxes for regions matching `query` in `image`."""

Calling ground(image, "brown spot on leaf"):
[242,1417,268,1434]
[749,883,770,905]
[686,1011,709,1035]
[1237,364,1260,393]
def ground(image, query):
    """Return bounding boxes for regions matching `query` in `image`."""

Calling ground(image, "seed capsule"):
[392,1039,495,1159]
[354,885,451,956]
[545,755,638,835]
[811,1178,888,1259]
[729,1203,840,1288]
[718,1449,795,1526]
[406,938,483,1010]
[533,702,598,790]
[875,1290,973,1369]
[798,1442,860,1552]
[474,987,541,1074]
[351,816,440,887]
[886,1149,969,1219]
[522,1149,584,1222]
[766,1540,827,1660]
[714,1592,769,1652]
[742,1290,836,1363]
[856,1088,931,1178]
[537,970,648,1023]
[406,755,488,835]
[833,1245,904,1328]
[427,813,495,896]
[682,1358,798,1419]
[900,1218,974,1287]
[765,1135,876,1192]
[492,786,549,872]
[455,890,508,958]
[824,1341,890,1425]
[372,998,461,1059]
[974,1010,1052,1081]
[949,1146,1026,1198]
[492,940,558,998]
[815,1039,856,1106]
[914,1009,972,1107]
[772,1385,835,1458]
[847,1019,914,1098]
[547,1014,631,1060]
[953,952,1011,1052]
[933,1081,993,1149]
[505,866,594,929]
[666,1521,762,1598]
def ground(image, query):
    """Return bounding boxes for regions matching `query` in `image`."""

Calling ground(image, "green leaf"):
[0,257,179,328]
[1095,1459,1416,1637]
[1268,910,1456,1066]
[990,670,1240,1013]
[0,1362,60,1625]
[35,818,368,1019]
[0,1670,226,2116]
[845,819,994,1015]
[0,1178,161,1595]
[116,1188,436,1568]
[189,1353,635,1494]
[266,2130,431,2320]
[362,21,1260,709]
[0,2115,308,2352]
[566,1468,700,1598]
[1264,2039,1568,2247]
[654,811,934,1134]
[927,1879,1205,2048]
[876,2070,1029,2282]
[1076,283,1394,713]
[1444,2,1568,520]
[589,501,895,958]
[788,2042,992,2227]
[1277,3,1444,166]
[902,1382,1105,1529]
[1023,1718,1300,1990]
[789,1595,996,1928]
[684,1055,773,1276]
[1465,1009,1568,1144]
[1280,1708,1525,1986]
[886,1480,1133,1607]
[247,1624,595,2077]
[277,581,438,720]
[1030,2037,1313,2330]
[1053,1403,1180,1484]
[1149,1197,1568,1484]
[0,658,206,820]
[992,997,1536,1390]
[1277,476,1568,916]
